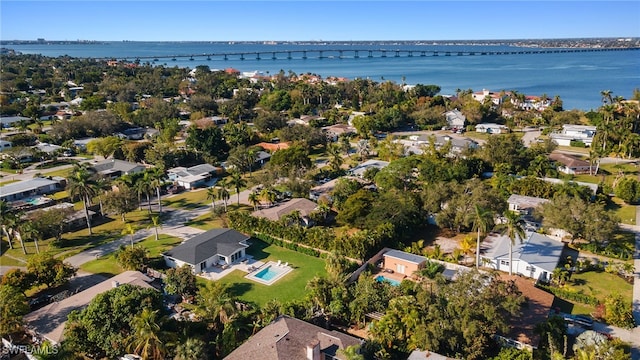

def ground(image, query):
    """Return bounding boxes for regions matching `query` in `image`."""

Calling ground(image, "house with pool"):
[163,228,250,274]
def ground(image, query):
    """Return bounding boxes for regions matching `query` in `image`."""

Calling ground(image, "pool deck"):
[197,255,265,281]
[244,260,293,286]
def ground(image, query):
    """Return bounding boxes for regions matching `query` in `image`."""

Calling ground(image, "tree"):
[614,177,640,204]
[26,253,77,288]
[86,136,122,159]
[503,210,526,276]
[150,215,161,241]
[67,163,97,235]
[471,205,494,268]
[127,308,167,360]
[185,125,230,162]
[165,265,198,301]
[216,179,230,212]
[327,142,344,172]
[174,338,209,360]
[337,344,365,360]
[122,222,138,248]
[248,191,260,211]
[103,185,139,222]
[17,221,40,254]
[64,284,164,359]
[196,281,237,331]
[0,285,29,336]
[0,269,34,294]
[207,186,217,211]
[228,170,246,206]
[0,200,13,251]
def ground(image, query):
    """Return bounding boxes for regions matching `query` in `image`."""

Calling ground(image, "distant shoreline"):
[1,37,639,49]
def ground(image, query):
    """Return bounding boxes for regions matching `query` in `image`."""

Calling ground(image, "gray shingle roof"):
[164,228,249,265]
[224,315,361,360]
[484,232,564,272]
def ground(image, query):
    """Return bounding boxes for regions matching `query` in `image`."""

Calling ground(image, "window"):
[525,266,535,272]
[500,260,509,266]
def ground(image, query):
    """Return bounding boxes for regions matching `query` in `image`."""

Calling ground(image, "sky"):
[1,1,639,41]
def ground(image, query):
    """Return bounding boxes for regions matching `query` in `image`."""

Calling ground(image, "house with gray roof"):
[92,159,147,179]
[481,232,565,283]
[348,159,390,178]
[444,109,466,129]
[167,163,221,189]
[163,228,250,274]
[224,315,362,360]
[0,177,64,202]
[382,249,428,277]
[407,134,478,156]
[507,194,550,216]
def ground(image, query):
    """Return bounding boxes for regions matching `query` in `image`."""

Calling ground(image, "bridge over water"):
[106,47,640,63]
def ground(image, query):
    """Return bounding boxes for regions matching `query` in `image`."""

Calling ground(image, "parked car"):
[167,185,185,194]
[29,294,52,310]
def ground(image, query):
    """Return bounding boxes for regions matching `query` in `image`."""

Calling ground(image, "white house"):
[163,228,250,274]
[348,159,390,178]
[475,123,510,134]
[407,134,478,156]
[444,109,466,129]
[92,159,147,179]
[549,124,597,147]
[548,152,595,175]
[167,163,220,189]
[507,194,550,216]
[0,177,65,202]
[482,232,565,283]
[472,89,507,105]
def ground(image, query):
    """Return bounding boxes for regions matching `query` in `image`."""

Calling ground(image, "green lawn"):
[555,270,633,316]
[185,213,226,231]
[164,189,210,209]
[0,209,163,264]
[215,239,327,306]
[42,167,74,178]
[80,234,183,277]
[607,197,636,225]
[0,179,20,186]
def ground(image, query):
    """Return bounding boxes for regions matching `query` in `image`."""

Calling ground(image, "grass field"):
[80,234,183,277]
[554,270,633,316]
[215,239,327,306]
[0,208,163,265]
[606,197,637,225]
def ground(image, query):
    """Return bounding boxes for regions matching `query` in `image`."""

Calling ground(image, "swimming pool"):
[254,266,278,281]
[375,275,401,286]
[245,261,293,285]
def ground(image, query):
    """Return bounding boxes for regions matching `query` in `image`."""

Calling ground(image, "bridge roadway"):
[101,47,640,62]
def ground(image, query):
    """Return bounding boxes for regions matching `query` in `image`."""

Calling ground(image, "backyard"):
[215,239,327,306]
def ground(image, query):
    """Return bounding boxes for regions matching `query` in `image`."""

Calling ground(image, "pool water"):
[254,266,277,281]
[376,275,401,286]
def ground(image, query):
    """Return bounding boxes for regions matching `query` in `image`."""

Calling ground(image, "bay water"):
[8,42,640,111]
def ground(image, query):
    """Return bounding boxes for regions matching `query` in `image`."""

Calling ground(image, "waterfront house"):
[549,124,596,147]
[471,89,507,105]
[163,228,250,274]
[548,152,594,175]
[224,315,362,360]
[481,232,565,283]
[475,123,510,134]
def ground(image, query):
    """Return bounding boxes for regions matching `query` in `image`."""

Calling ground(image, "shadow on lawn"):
[246,239,270,261]
[227,282,254,298]
[164,198,204,210]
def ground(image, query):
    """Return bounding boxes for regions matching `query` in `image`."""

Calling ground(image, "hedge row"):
[537,284,599,306]
[254,233,321,258]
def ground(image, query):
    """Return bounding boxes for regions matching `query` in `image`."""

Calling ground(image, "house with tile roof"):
[163,228,250,274]
[224,315,362,360]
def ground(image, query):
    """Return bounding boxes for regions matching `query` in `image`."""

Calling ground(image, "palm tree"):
[196,281,237,331]
[471,205,494,268]
[600,89,613,105]
[127,308,166,360]
[149,168,165,214]
[136,175,154,213]
[248,192,260,211]
[150,215,161,241]
[327,143,344,172]
[174,338,208,360]
[503,210,526,276]
[228,171,246,206]
[0,200,14,250]
[216,179,230,212]
[206,186,217,211]
[337,345,365,360]
[18,222,40,254]
[67,163,97,235]
[122,222,137,248]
